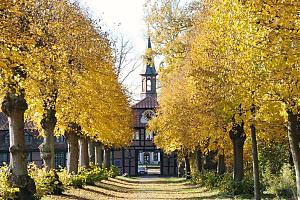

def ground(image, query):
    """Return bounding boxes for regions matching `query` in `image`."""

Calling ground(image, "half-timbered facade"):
[111,38,178,176]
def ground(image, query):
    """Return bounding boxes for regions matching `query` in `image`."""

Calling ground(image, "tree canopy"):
[0,0,133,148]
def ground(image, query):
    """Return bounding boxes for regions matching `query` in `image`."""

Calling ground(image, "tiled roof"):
[0,112,36,131]
[132,96,158,109]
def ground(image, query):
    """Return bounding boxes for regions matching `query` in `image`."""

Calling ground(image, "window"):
[55,152,66,168]
[25,133,33,144]
[56,136,65,144]
[133,131,139,140]
[0,153,8,164]
[146,79,152,91]
[4,134,9,145]
[113,160,121,167]
[145,131,153,141]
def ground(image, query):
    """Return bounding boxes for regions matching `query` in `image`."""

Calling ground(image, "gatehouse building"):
[111,38,178,176]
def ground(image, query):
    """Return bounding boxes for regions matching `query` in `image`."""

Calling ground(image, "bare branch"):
[112,33,139,82]
[121,58,142,84]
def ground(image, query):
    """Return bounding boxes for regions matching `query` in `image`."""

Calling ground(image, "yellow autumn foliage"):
[147,0,298,162]
[0,0,132,147]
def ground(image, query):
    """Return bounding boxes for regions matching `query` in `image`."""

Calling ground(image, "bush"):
[58,169,85,188]
[219,175,254,195]
[0,164,119,199]
[192,164,296,197]
[0,165,19,200]
[192,170,261,195]
[258,143,290,175]
[28,163,64,199]
[0,163,63,199]
[193,163,296,197]
[79,165,109,185]
[108,165,120,178]
[58,165,116,188]
[262,163,297,199]
[191,170,222,189]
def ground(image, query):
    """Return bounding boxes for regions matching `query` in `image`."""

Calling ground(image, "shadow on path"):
[115,176,187,184]
[81,187,119,198]
[43,176,223,200]
[59,194,90,200]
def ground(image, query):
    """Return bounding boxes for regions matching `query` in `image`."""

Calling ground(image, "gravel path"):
[43,176,223,200]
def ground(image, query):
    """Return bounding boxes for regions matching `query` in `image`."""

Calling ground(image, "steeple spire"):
[140,37,158,99]
[147,37,152,49]
[141,37,157,76]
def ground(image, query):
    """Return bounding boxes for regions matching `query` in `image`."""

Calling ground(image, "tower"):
[141,37,158,99]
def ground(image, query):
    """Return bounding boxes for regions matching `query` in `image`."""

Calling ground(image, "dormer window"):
[133,131,140,140]
[146,130,154,141]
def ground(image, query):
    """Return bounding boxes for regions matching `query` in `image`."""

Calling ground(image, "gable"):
[132,96,158,128]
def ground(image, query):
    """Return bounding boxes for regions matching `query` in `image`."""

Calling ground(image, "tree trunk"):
[79,137,89,168]
[287,111,300,199]
[178,160,185,177]
[95,142,103,167]
[250,122,260,200]
[184,153,191,179]
[250,105,261,200]
[195,149,202,173]
[88,139,95,164]
[104,147,111,169]
[217,154,226,175]
[39,108,56,171]
[229,122,246,182]
[66,130,79,174]
[1,92,36,199]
